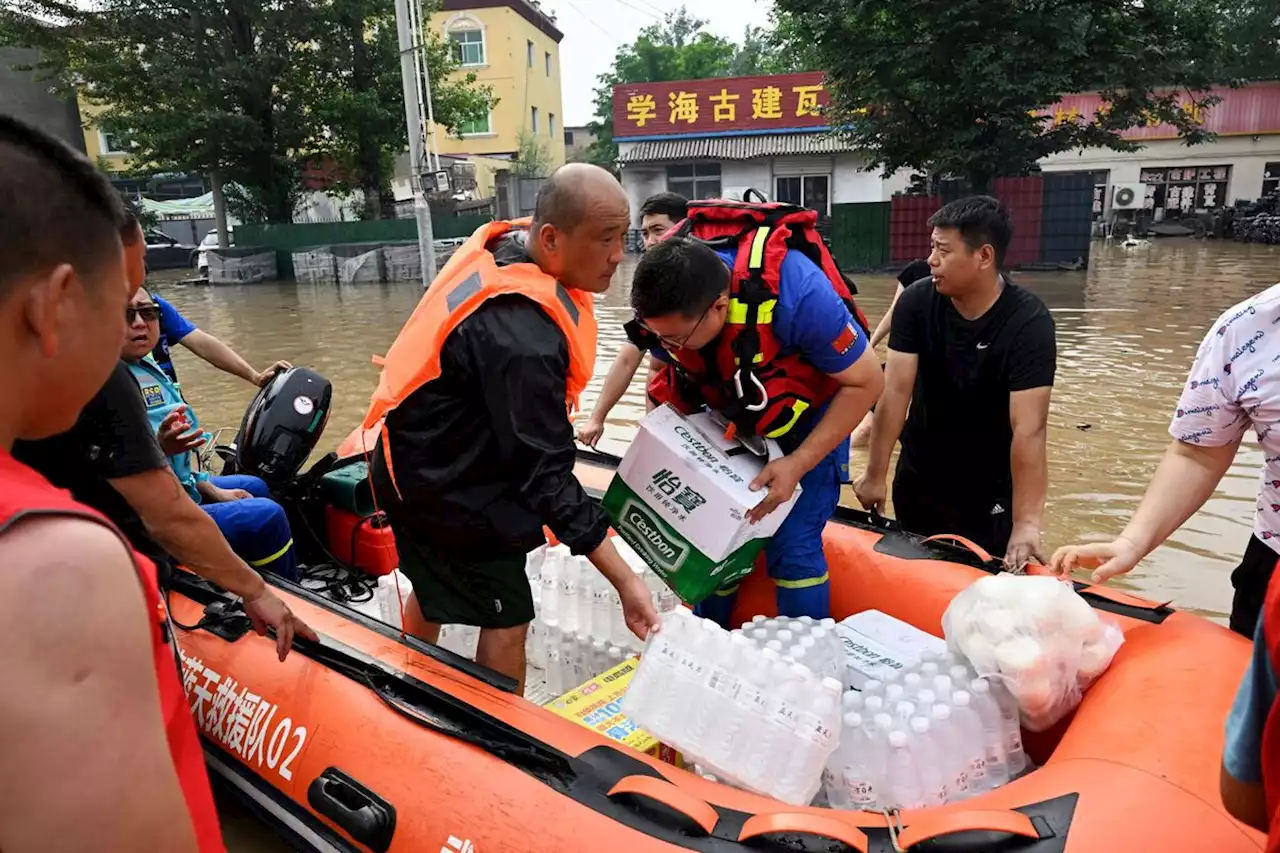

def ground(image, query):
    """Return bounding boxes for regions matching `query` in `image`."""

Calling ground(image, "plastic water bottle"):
[706,643,773,772]
[607,644,624,669]
[863,695,886,718]
[658,585,678,613]
[777,629,795,645]
[558,557,580,633]
[903,672,923,698]
[915,688,937,715]
[780,676,842,804]
[766,639,784,654]
[544,619,564,694]
[842,691,865,713]
[885,683,906,706]
[610,587,630,647]
[738,651,791,786]
[764,618,780,633]
[919,661,940,679]
[968,679,1011,788]
[683,620,730,745]
[820,617,836,630]
[590,574,612,639]
[930,704,971,801]
[862,679,884,696]
[574,631,593,683]
[894,701,916,724]
[752,615,767,626]
[883,729,924,809]
[949,663,974,686]
[932,674,954,702]
[590,638,608,675]
[986,677,1029,776]
[950,690,990,793]
[910,716,948,806]
[829,711,880,811]
[576,561,597,635]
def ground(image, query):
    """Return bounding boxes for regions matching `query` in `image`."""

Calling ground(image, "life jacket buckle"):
[734,371,769,412]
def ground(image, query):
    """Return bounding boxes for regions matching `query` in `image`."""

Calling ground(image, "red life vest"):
[656,198,870,446]
[1260,570,1280,851]
[0,451,225,851]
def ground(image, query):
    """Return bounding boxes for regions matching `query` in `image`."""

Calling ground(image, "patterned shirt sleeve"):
[1168,319,1247,447]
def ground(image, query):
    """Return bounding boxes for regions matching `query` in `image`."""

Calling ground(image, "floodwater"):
[153,239,1279,848]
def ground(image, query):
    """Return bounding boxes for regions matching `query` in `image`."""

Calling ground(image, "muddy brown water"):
[151,239,1278,846]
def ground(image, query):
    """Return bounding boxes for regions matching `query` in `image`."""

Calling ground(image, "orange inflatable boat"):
[171,447,1264,853]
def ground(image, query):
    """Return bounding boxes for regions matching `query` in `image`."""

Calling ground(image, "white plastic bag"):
[941,574,1124,731]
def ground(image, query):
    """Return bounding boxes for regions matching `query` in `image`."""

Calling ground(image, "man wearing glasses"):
[121,286,298,580]
[629,236,883,625]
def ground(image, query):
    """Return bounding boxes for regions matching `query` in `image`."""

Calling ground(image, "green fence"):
[237,214,492,277]
[829,202,891,271]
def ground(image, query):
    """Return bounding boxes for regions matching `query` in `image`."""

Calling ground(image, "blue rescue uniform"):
[686,249,866,625]
[127,356,298,579]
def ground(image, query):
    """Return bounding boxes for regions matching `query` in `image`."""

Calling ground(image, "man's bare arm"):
[0,518,200,852]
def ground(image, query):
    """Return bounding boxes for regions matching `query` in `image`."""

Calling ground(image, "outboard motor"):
[234,367,333,489]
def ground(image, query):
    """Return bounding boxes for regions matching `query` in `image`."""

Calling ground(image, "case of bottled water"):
[822,650,1030,811]
[624,607,843,806]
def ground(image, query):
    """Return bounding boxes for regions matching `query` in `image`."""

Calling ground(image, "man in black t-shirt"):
[854,196,1056,569]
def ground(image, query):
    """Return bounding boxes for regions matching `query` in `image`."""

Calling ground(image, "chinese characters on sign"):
[614,72,829,138]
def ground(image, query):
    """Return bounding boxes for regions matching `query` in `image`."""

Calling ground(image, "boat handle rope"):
[605,775,719,835]
[737,811,869,852]
[921,534,995,565]
[885,807,1042,852]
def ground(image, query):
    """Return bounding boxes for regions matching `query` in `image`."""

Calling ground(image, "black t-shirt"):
[890,277,1056,491]
[12,361,170,567]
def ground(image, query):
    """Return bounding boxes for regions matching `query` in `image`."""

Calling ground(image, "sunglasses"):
[127,304,160,323]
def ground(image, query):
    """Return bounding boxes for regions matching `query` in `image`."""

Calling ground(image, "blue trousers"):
[202,475,299,581]
[695,444,845,628]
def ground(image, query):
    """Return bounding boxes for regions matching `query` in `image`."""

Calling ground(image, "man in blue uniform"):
[630,236,883,624]
[123,286,297,579]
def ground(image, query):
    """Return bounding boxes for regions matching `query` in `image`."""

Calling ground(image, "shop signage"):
[612,72,829,139]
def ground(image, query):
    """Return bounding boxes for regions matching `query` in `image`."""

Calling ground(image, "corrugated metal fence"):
[827,174,1093,272]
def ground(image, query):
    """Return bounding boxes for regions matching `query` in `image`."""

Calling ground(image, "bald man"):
[366,164,659,689]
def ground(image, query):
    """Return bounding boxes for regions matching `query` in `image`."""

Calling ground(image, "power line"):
[605,0,660,21]
[562,0,621,42]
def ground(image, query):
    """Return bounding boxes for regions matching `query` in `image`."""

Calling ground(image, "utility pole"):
[394,0,437,286]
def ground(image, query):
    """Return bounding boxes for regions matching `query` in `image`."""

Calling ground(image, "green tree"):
[585,7,794,168]
[310,0,491,219]
[777,0,1231,193]
[512,129,552,178]
[2,0,489,222]
[1220,0,1280,81]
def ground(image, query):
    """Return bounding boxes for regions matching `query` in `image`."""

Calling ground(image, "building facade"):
[615,73,1280,229]
[613,72,911,223]
[563,124,597,160]
[432,0,565,171]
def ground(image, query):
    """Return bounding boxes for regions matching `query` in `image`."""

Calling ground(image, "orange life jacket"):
[655,199,869,447]
[361,218,597,491]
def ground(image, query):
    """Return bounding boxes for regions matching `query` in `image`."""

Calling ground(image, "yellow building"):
[432,0,565,170]
[78,96,132,172]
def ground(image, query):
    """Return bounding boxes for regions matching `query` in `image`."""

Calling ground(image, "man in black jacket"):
[370,164,659,690]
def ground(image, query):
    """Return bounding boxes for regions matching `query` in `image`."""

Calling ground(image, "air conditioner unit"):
[1112,183,1146,210]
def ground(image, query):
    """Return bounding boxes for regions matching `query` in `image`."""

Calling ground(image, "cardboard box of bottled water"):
[602,405,802,606]
[835,610,948,689]
[546,657,681,766]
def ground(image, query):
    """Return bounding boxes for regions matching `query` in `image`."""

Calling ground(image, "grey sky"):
[547,0,775,126]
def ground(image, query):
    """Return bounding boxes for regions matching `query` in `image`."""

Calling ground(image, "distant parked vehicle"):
[195,229,235,272]
[145,229,199,271]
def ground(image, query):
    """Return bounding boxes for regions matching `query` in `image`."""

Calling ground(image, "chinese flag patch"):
[832,323,859,356]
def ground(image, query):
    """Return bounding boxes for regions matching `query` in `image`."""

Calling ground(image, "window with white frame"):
[99,129,134,155]
[667,163,721,199]
[459,111,492,136]
[448,24,485,66]
[774,174,831,216]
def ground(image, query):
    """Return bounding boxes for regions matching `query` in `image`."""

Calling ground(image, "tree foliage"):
[585,7,806,167]
[776,0,1232,192]
[1219,0,1280,81]
[2,0,490,221]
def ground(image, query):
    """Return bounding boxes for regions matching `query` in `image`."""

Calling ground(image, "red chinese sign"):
[1045,83,1280,139]
[612,72,829,138]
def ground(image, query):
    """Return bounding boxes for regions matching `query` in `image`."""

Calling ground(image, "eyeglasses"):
[127,304,160,323]
[642,301,712,350]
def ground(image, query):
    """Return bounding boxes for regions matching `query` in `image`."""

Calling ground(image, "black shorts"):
[892,463,1013,557]
[1229,534,1278,638]
[391,524,534,629]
